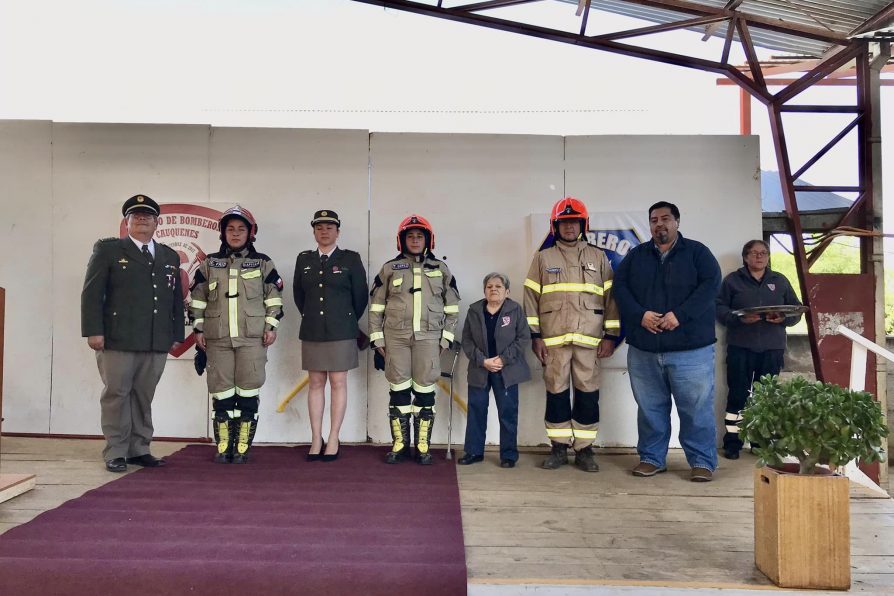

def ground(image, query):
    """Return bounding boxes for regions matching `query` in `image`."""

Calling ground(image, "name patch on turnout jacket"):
[546,267,561,274]
[208,258,227,268]
[241,260,260,269]
[392,263,410,270]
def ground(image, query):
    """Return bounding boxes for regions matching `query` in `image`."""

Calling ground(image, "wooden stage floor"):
[1,438,892,594]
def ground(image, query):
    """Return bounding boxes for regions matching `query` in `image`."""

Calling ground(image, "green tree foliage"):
[740,375,888,474]
[769,235,893,334]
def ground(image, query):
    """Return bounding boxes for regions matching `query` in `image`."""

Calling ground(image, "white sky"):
[0,0,890,235]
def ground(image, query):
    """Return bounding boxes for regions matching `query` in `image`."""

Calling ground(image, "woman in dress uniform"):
[293,210,368,461]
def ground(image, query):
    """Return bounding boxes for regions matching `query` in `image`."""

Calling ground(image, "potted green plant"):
[739,374,889,590]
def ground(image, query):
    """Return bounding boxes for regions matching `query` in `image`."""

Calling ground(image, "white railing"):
[837,324,891,496]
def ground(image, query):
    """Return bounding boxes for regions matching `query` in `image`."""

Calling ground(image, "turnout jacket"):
[293,247,368,342]
[613,233,721,353]
[81,237,186,352]
[189,248,284,346]
[523,240,620,348]
[716,266,801,352]
[369,252,460,349]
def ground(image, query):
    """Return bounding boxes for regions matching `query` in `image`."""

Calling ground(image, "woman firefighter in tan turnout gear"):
[190,206,284,463]
[524,197,620,472]
[369,215,460,465]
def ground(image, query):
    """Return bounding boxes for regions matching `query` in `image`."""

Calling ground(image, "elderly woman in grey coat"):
[459,273,531,468]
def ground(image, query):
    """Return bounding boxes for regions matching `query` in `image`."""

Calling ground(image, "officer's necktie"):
[320,254,328,269]
[142,244,154,265]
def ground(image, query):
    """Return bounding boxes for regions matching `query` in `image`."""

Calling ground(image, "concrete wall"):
[0,122,761,447]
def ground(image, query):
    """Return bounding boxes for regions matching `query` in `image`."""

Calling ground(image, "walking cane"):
[441,340,462,460]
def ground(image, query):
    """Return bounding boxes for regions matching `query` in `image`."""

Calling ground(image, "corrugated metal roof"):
[556,0,892,57]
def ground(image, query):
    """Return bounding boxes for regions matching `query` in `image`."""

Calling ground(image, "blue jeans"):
[464,372,519,462]
[627,344,717,471]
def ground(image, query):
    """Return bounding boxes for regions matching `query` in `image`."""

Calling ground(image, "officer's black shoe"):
[542,443,569,470]
[416,452,434,466]
[457,454,484,465]
[105,458,127,473]
[385,447,409,464]
[500,459,516,469]
[126,454,166,467]
[574,446,600,472]
[723,447,740,460]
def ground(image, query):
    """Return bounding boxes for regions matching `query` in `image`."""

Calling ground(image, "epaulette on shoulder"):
[298,249,314,256]
[385,254,404,264]
[425,254,442,263]
[98,237,118,244]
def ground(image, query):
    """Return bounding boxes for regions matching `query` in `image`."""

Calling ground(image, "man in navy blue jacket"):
[613,201,722,482]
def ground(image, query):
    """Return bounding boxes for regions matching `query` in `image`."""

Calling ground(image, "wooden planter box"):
[754,466,850,590]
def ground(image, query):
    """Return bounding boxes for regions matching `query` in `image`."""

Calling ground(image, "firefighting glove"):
[374,349,386,371]
[194,345,207,376]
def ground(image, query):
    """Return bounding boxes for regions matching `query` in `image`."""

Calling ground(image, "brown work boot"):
[632,461,667,477]
[541,443,569,470]
[690,467,714,482]
[574,446,600,472]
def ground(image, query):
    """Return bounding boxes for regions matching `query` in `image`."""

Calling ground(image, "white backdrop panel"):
[368,132,566,447]
[0,124,760,451]
[0,121,53,433]
[208,127,370,444]
[49,123,211,438]
[566,135,762,447]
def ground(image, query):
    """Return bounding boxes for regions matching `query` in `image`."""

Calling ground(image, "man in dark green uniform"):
[81,194,185,472]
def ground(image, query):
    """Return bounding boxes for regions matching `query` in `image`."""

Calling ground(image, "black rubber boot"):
[212,414,234,464]
[415,408,435,465]
[542,442,569,470]
[385,407,411,464]
[574,445,600,472]
[231,416,257,464]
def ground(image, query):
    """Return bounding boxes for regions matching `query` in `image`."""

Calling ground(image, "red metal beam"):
[593,14,728,41]
[349,0,772,104]
[792,115,862,180]
[720,16,736,65]
[849,1,894,37]
[719,78,894,86]
[450,0,541,11]
[773,44,864,105]
[736,19,766,93]
[768,104,825,380]
[590,0,847,45]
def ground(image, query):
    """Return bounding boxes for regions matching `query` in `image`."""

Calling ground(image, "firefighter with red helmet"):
[369,215,460,465]
[189,205,284,463]
[524,197,620,472]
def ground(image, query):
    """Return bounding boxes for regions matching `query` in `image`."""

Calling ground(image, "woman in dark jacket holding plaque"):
[716,239,802,460]
[293,210,368,462]
[459,273,531,468]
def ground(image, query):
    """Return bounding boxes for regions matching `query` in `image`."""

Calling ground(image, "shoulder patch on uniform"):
[241,259,261,269]
[208,258,227,268]
[392,262,410,270]
[546,267,561,274]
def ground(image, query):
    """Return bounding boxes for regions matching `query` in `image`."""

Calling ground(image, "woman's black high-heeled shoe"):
[321,440,339,462]
[306,442,325,462]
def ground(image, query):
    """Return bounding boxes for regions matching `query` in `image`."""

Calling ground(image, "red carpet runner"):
[0,445,467,596]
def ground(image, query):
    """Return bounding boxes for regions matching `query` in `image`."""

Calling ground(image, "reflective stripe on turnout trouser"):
[205,339,268,400]
[384,334,440,398]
